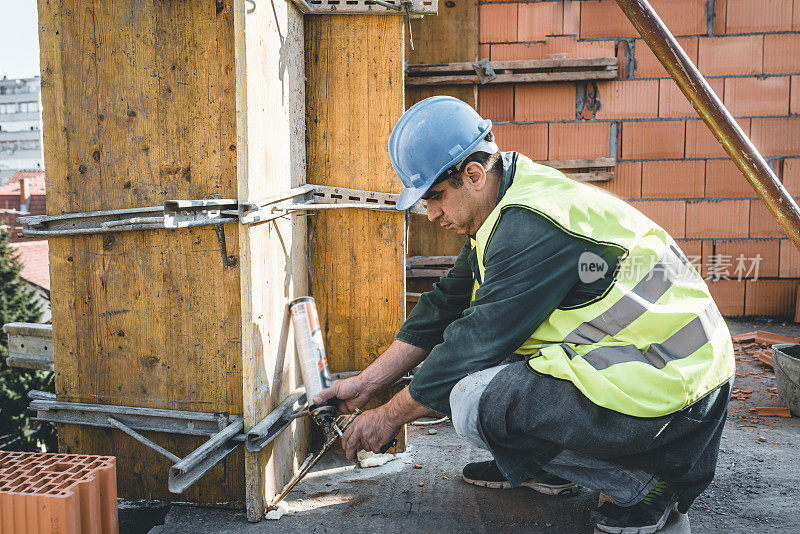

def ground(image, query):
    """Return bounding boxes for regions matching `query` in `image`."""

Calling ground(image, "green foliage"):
[0,230,56,451]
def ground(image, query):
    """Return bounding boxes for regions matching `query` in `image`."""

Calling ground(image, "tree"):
[0,230,56,451]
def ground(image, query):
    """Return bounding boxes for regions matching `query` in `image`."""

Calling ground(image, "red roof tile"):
[10,240,49,291]
[0,171,46,196]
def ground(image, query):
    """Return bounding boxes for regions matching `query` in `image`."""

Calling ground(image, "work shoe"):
[590,481,679,534]
[461,460,579,496]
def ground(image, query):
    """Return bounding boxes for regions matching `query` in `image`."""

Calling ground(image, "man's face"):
[422,165,485,235]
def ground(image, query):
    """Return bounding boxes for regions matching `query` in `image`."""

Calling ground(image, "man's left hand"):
[341,407,399,462]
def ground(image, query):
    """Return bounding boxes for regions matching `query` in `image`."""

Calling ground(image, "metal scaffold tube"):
[615,0,800,251]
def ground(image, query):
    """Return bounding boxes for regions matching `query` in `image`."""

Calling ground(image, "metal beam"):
[615,0,800,250]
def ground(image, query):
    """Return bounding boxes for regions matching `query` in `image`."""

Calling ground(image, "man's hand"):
[340,407,400,462]
[312,375,377,414]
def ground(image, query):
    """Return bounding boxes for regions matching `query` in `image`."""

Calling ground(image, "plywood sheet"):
[305,15,407,448]
[39,0,243,504]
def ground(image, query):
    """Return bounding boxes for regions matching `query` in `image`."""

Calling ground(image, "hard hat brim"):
[396,183,429,211]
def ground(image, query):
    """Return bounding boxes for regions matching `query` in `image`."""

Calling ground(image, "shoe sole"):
[461,475,580,496]
[593,503,677,534]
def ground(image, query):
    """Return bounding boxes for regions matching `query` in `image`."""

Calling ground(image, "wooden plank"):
[233,0,309,521]
[406,255,458,267]
[568,171,615,183]
[542,158,617,170]
[407,268,451,278]
[405,69,618,86]
[306,15,407,451]
[39,0,244,504]
[406,57,618,74]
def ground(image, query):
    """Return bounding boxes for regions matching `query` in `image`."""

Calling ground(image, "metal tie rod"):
[615,0,800,250]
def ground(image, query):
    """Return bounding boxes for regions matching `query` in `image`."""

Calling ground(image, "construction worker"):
[313,96,734,534]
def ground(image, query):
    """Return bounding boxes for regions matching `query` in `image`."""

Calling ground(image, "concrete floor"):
[129,318,800,534]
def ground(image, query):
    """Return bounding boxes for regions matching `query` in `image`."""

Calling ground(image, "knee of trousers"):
[449,366,507,438]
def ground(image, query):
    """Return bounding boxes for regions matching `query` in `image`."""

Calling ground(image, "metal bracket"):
[287,0,435,17]
[472,58,497,85]
[239,183,426,226]
[18,184,424,237]
[18,199,238,238]
[28,391,247,493]
[245,387,307,453]
[3,323,53,371]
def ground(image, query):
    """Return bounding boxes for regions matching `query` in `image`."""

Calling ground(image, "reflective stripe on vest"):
[470,154,735,418]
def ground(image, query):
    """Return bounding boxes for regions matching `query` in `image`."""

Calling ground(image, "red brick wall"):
[478,0,800,317]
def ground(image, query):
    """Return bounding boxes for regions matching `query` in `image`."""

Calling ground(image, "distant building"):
[0,169,49,319]
[0,76,43,182]
[0,170,46,241]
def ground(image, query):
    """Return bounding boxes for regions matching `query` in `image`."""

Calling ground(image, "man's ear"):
[463,161,487,190]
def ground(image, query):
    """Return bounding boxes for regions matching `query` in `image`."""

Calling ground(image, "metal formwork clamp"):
[28,391,247,494]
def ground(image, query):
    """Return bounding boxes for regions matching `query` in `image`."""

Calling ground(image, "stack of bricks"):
[0,451,117,534]
[478,0,800,317]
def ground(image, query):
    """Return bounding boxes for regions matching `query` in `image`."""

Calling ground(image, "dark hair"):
[437,132,502,188]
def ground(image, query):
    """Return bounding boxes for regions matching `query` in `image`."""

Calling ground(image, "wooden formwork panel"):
[38,0,244,504]
[305,15,407,447]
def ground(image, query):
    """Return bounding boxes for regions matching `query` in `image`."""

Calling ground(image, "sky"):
[0,2,40,79]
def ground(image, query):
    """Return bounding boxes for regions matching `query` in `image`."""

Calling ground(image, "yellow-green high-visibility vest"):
[470,154,735,418]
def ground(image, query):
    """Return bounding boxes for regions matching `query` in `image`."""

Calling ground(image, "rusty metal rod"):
[615,0,800,251]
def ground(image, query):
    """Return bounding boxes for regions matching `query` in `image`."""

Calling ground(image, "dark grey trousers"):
[476,362,732,513]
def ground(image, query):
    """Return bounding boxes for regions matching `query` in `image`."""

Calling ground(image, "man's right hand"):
[312,375,376,414]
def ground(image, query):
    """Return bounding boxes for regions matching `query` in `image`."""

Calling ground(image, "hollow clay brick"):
[596,161,642,199]
[480,4,518,43]
[492,123,549,161]
[515,83,575,122]
[707,279,746,316]
[628,200,687,238]
[548,121,610,161]
[749,199,785,237]
[0,451,118,534]
[725,0,793,33]
[711,239,780,278]
[686,118,751,158]
[698,35,763,76]
[750,117,800,157]
[779,239,800,277]
[621,121,686,159]
[581,0,705,39]
[659,78,725,119]
[635,37,698,79]
[641,160,705,198]
[518,2,563,42]
[705,158,756,198]
[763,34,800,74]
[745,279,799,316]
[723,76,790,117]
[595,80,659,120]
[479,85,514,122]
[685,199,750,238]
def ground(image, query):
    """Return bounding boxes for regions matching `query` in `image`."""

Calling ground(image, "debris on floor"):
[357,450,397,468]
[265,501,292,520]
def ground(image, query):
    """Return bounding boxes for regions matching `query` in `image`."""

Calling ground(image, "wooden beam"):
[38,0,243,504]
[405,69,617,86]
[406,57,619,73]
[306,15,407,450]
[233,0,308,521]
[405,57,619,86]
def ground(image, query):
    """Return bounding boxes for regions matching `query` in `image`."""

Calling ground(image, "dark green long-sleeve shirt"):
[398,152,622,415]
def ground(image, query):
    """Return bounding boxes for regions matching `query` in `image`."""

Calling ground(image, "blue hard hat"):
[388,96,497,211]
